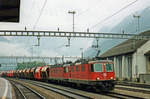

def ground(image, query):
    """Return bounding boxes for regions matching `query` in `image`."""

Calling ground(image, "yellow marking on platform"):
[1,78,8,99]
[2,96,6,99]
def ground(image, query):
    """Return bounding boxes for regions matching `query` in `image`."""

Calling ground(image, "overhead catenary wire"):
[54,42,67,49]
[76,0,102,17]
[90,0,139,30]
[33,0,48,29]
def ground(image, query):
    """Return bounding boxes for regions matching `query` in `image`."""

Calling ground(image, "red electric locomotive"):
[49,59,115,91]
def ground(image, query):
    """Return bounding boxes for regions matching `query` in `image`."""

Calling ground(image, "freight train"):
[1,59,116,91]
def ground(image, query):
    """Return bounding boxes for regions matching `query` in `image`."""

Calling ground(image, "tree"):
[16,61,46,70]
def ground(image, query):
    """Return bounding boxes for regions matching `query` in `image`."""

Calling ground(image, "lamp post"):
[133,15,140,33]
[66,10,76,47]
[68,10,76,32]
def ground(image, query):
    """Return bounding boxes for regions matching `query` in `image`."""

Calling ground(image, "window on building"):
[106,63,114,72]
[59,68,61,72]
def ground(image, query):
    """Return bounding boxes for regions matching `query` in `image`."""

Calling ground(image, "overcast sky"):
[0,0,150,57]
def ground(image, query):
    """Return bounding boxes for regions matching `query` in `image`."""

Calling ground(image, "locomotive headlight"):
[96,77,100,80]
[110,77,113,79]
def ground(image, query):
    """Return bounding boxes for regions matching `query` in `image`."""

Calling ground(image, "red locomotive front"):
[89,60,115,81]
[87,60,115,90]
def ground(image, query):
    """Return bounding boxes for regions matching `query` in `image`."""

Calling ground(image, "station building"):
[100,30,150,83]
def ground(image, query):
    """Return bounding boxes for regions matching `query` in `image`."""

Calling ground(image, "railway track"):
[103,91,145,99]
[10,80,45,99]
[25,81,92,99]
[21,79,146,99]
[117,81,150,89]
[116,81,150,95]
[115,85,150,94]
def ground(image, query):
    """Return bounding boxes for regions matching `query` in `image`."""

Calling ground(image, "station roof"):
[100,30,150,58]
[0,0,20,22]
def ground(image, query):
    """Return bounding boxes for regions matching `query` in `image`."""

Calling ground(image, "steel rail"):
[115,85,150,94]
[117,81,150,89]
[23,79,145,99]
[9,80,45,99]
[105,91,144,99]
[23,80,92,99]
[11,81,27,99]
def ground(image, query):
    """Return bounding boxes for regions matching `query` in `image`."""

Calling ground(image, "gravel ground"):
[10,79,68,99]
[11,86,16,99]
[9,79,150,99]
[114,89,150,99]
[22,80,116,99]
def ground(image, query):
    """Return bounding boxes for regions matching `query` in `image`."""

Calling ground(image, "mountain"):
[84,6,150,58]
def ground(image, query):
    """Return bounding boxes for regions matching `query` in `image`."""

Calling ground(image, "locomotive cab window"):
[94,63,103,72]
[106,63,114,72]
[91,64,94,72]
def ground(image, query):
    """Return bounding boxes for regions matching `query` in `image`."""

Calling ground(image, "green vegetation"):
[16,61,46,70]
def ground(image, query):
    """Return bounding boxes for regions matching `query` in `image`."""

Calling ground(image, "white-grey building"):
[100,30,150,82]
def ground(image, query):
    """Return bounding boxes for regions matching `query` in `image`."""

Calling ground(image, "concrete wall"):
[139,74,150,84]
[113,53,145,80]
[137,40,150,73]
[132,52,146,79]
[122,56,125,78]
[114,55,132,80]
[131,40,150,79]
[146,56,150,73]
[114,57,119,78]
[114,57,118,78]
[123,55,132,79]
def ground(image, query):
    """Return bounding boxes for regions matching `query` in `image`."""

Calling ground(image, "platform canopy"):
[0,0,20,22]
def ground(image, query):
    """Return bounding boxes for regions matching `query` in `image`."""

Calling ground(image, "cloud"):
[0,42,30,56]
[0,0,150,57]
[40,49,59,57]
[1,0,149,31]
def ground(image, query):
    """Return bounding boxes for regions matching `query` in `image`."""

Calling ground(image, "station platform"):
[0,77,12,99]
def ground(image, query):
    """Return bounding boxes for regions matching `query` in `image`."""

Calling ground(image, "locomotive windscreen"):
[0,0,20,22]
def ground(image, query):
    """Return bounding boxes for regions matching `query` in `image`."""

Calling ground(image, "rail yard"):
[1,0,150,99]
